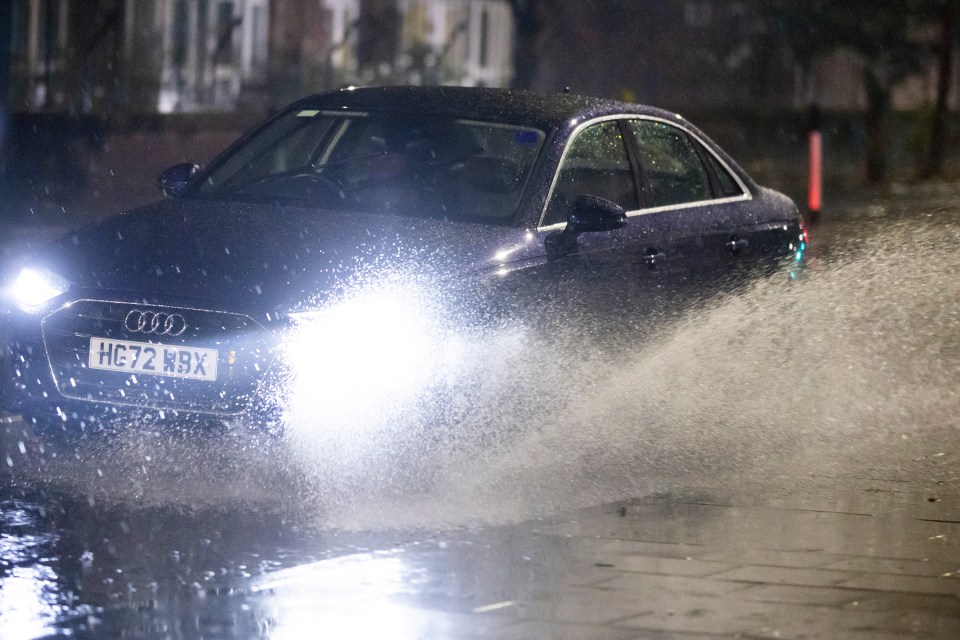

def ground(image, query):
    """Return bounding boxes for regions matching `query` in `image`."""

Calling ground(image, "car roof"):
[295,85,683,130]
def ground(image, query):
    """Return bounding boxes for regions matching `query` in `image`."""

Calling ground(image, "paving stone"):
[511,587,664,625]
[698,547,845,568]
[738,583,874,606]
[593,538,708,560]
[618,598,799,636]
[708,565,857,587]
[823,556,960,577]
[851,592,960,617]
[837,573,960,596]
[740,603,902,638]
[594,554,737,578]
[600,572,755,597]
[494,620,645,640]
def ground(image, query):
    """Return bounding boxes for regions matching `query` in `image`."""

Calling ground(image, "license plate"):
[88,338,218,382]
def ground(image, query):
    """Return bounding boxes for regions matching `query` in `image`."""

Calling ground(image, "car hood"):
[44,199,537,311]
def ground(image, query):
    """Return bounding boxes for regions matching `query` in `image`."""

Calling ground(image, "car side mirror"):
[544,196,628,259]
[157,162,200,197]
[565,195,627,234]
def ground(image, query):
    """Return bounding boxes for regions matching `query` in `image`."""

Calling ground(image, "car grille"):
[41,300,273,414]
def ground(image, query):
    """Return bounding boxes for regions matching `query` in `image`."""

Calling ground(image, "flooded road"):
[2,187,959,638]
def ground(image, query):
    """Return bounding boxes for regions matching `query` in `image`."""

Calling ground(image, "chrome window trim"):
[536,114,753,231]
[625,192,752,217]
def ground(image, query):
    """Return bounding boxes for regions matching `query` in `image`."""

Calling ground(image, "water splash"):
[4,214,959,532]
[292,214,960,529]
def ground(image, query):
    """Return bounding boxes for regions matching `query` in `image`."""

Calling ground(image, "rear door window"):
[628,120,712,207]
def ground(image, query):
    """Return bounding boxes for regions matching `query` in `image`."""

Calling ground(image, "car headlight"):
[279,286,459,433]
[8,267,70,313]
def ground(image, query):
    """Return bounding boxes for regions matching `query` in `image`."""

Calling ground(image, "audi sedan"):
[0,86,804,432]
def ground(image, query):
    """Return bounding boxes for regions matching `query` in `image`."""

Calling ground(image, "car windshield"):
[195,109,546,225]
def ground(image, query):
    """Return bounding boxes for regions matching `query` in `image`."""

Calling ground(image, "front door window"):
[543,121,638,226]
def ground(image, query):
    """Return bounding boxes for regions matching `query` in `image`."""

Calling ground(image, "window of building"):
[196,0,210,75]
[251,6,268,69]
[214,1,236,65]
[172,0,190,67]
[479,8,490,68]
[10,0,29,57]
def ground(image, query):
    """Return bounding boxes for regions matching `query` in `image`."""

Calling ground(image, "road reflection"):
[0,483,504,639]
[251,552,434,639]
[0,502,75,639]
[0,485,298,639]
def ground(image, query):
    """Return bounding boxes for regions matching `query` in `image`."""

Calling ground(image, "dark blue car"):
[0,86,804,430]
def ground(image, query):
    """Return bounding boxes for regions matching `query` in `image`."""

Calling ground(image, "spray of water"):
[278,214,960,529]
[5,214,959,531]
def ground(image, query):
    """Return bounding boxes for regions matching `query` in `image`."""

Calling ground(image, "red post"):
[807,104,822,225]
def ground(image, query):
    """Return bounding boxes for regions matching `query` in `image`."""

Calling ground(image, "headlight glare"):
[281,288,442,432]
[9,267,70,313]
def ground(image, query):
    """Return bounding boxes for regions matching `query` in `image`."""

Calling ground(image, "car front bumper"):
[0,298,283,421]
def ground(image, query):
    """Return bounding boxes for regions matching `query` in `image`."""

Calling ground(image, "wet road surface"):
[1,429,957,639]
[2,184,960,639]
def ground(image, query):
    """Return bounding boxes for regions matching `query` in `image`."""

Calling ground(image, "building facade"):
[6,0,514,115]
[5,0,958,117]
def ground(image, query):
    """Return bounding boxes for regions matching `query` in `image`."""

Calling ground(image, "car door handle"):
[725,237,749,253]
[641,249,667,268]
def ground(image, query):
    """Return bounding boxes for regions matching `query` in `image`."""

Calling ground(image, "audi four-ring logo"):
[124,310,189,336]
